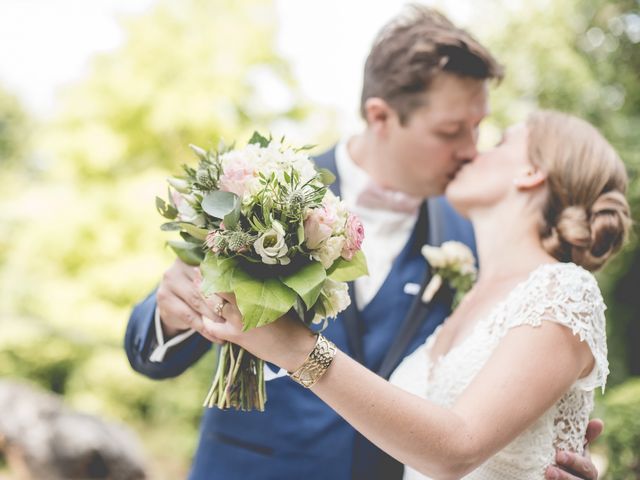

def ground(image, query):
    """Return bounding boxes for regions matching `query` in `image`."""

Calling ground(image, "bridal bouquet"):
[156,132,367,411]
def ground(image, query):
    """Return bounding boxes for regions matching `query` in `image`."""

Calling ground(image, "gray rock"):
[0,380,147,480]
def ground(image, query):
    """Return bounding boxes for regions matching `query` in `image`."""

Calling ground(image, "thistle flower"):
[205,231,225,253]
[227,231,255,253]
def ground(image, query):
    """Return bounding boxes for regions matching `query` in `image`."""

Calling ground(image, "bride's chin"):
[445,189,471,219]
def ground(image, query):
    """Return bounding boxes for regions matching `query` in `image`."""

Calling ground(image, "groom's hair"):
[361,4,503,125]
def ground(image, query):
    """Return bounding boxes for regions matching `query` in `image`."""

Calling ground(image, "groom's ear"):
[513,167,546,190]
[364,97,393,135]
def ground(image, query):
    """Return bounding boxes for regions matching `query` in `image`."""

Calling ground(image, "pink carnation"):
[341,214,364,260]
[219,158,255,197]
[304,206,337,250]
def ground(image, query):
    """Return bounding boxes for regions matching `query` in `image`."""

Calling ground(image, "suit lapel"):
[377,197,447,379]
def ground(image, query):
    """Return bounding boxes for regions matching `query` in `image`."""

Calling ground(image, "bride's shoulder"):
[506,261,606,324]
[528,262,602,298]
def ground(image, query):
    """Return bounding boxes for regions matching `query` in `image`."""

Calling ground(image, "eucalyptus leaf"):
[231,268,296,330]
[281,261,326,309]
[161,221,182,231]
[202,191,238,219]
[222,195,241,230]
[167,240,204,266]
[327,250,369,282]
[200,253,237,296]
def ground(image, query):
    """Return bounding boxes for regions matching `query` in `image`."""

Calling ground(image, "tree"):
[0,86,30,170]
[0,1,315,477]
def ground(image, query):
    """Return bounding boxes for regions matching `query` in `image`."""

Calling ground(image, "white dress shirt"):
[150,138,419,362]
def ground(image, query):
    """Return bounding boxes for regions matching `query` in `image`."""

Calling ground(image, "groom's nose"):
[456,138,478,164]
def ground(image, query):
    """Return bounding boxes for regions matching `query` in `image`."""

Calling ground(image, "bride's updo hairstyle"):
[527,110,632,271]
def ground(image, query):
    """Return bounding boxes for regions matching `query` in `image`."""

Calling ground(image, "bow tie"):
[356,181,423,214]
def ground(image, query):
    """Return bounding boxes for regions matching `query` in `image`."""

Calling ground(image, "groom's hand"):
[545,419,603,480]
[156,259,223,343]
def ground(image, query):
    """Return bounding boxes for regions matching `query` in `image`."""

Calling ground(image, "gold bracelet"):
[288,334,337,388]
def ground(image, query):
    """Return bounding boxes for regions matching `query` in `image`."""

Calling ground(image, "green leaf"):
[156,197,178,220]
[316,167,336,186]
[231,268,296,330]
[179,223,209,241]
[167,240,204,266]
[295,144,316,152]
[179,231,202,244]
[296,220,305,246]
[160,221,209,241]
[202,191,238,219]
[280,261,326,309]
[327,250,369,282]
[248,131,270,148]
[200,253,237,296]
[222,195,241,230]
[160,221,182,231]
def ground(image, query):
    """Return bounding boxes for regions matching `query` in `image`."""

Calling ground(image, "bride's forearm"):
[309,350,481,479]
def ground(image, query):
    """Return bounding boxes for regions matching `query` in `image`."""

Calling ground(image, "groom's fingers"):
[546,450,598,480]
[585,419,604,445]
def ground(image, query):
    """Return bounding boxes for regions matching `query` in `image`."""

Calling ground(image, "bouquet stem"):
[203,342,266,411]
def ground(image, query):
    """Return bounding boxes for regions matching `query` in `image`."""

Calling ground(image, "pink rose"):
[304,206,337,250]
[219,158,255,197]
[341,214,364,260]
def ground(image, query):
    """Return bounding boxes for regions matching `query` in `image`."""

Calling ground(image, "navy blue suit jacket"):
[125,147,476,479]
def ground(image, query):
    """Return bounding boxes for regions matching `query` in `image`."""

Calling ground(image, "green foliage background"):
[0,0,638,477]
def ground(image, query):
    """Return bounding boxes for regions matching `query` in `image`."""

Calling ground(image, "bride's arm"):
[205,295,594,480]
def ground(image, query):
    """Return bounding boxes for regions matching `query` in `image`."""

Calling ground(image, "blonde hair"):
[527,110,631,271]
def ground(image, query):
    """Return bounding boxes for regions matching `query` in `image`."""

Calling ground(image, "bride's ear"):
[513,167,546,190]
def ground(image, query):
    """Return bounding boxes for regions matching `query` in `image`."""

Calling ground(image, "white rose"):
[253,221,290,265]
[312,278,351,324]
[321,190,349,230]
[441,241,475,269]
[312,236,345,269]
[421,245,447,268]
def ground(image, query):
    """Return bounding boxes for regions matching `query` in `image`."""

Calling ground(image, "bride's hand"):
[199,292,317,372]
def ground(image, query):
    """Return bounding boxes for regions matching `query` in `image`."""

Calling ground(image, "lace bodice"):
[390,262,608,480]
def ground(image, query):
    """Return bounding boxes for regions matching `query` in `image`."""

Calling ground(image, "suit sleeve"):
[124,289,212,379]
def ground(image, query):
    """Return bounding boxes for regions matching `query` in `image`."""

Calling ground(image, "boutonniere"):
[421,241,477,308]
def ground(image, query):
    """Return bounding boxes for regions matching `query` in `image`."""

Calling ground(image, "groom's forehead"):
[421,79,489,122]
[426,101,490,125]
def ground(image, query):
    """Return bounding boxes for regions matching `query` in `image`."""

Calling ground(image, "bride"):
[202,110,631,479]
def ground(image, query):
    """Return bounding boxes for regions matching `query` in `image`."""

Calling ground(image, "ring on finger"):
[214,300,226,317]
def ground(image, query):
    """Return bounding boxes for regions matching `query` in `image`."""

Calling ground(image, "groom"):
[125,6,600,480]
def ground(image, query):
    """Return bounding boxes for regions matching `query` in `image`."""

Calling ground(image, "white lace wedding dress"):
[390,262,609,480]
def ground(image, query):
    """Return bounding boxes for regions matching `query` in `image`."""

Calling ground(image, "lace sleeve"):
[500,263,609,392]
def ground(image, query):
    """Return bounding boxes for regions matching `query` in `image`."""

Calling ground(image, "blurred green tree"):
[0,0,316,477]
[0,85,31,170]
